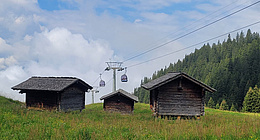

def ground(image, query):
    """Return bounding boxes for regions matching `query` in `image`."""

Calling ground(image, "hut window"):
[117,99,120,103]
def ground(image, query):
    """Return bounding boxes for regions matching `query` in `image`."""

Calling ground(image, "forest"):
[134,29,260,111]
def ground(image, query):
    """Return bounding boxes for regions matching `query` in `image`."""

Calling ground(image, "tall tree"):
[207,97,215,108]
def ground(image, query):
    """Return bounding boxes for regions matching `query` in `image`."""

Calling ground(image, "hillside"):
[1,95,260,139]
[134,29,260,110]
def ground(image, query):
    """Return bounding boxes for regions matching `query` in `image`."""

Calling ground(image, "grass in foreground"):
[0,96,260,140]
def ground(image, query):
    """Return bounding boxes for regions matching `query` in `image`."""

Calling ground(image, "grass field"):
[0,95,260,140]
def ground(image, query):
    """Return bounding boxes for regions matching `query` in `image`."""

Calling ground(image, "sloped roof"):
[100,89,138,102]
[142,72,216,93]
[12,77,92,92]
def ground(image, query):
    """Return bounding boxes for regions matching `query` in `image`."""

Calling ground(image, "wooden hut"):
[142,72,216,118]
[12,77,92,111]
[100,89,138,114]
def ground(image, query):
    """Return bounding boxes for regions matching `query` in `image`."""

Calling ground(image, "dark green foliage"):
[242,85,260,113]
[230,103,237,111]
[134,29,260,111]
[207,97,215,108]
[219,99,229,110]
[215,103,220,109]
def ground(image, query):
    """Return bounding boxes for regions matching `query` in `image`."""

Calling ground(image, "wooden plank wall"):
[60,86,85,111]
[150,90,158,116]
[104,94,134,114]
[26,91,58,109]
[156,78,204,116]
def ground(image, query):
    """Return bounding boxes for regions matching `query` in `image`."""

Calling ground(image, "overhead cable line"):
[91,0,258,87]
[123,1,260,63]
[91,70,105,86]
[123,0,243,61]
[91,0,244,86]
[126,20,260,68]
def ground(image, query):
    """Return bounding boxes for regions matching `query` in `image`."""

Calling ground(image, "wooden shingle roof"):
[100,89,139,102]
[142,72,216,93]
[12,77,92,92]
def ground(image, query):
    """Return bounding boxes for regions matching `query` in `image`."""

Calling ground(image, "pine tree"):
[243,87,253,112]
[207,97,215,108]
[230,103,237,111]
[215,103,220,109]
[219,99,229,110]
[242,85,260,112]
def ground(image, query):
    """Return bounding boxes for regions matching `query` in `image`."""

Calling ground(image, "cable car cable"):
[123,0,260,63]
[126,20,260,68]
[123,0,244,61]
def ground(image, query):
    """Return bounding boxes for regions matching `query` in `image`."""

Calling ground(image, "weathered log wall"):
[60,86,85,111]
[26,91,58,109]
[151,77,205,116]
[104,94,134,114]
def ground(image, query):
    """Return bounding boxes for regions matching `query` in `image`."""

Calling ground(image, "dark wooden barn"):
[100,89,138,114]
[12,77,92,112]
[142,72,216,118]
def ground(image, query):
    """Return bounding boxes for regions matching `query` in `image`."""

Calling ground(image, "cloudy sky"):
[0,0,260,104]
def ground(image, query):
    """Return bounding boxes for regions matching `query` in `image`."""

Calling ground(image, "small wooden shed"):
[12,77,92,111]
[142,72,216,117]
[100,89,138,114]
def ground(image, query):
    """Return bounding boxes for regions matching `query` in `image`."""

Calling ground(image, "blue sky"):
[0,0,260,103]
[38,0,78,11]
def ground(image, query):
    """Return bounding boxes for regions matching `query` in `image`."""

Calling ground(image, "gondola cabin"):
[99,80,105,87]
[121,74,128,82]
[12,77,92,112]
[100,89,138,114]
[142,72,216,118]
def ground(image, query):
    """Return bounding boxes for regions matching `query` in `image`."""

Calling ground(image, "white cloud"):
[0,56,17,69]
[0,27,115,102]
[134,19,142,23]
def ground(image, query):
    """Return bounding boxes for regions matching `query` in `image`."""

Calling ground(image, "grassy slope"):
[0,96,260,140]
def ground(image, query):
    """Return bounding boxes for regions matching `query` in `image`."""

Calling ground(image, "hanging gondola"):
[121,67,128,82]
[99,80,105,87]
[121,74,128,82]
[99,74,105,87]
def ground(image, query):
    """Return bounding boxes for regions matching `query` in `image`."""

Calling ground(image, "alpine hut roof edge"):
[11,77,93,92]
[142,72,216,93]
[100,89,139,102]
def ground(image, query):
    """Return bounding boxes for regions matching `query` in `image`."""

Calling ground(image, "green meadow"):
[0,95,260,140]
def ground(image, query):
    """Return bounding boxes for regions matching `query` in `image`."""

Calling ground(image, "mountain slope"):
[134,29,260,110]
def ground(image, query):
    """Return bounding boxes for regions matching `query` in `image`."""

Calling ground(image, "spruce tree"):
[215,103,220,109]
[219,99,229,110]
[207,97,215,108]
[230,103,237,111]
[243,85,260,112]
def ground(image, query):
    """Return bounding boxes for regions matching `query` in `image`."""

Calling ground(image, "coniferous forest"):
[134,29,260,111]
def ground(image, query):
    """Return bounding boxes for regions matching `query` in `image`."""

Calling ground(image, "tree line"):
[134,29,260,111]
